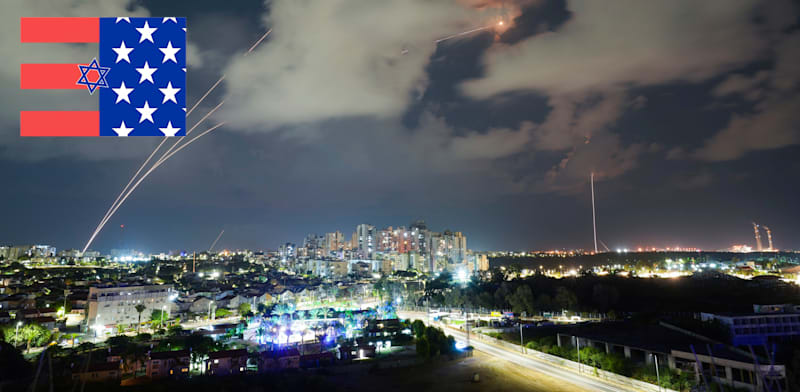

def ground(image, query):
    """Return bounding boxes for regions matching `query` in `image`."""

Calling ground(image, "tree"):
[150,309,167,323]
[411,320,426,339]
[167,325,184,336]
[134,333,152,343]
[592,284,620,312]
[134,304,146,333]
[257,303,273,315]
[534,293,554,311]
[489,267,507,284]
[106,335,133,350]
[507,285,535,315]
[20,323,50,353]
[238,302,251,317]
[185,335,216,366]
[555,287,578,311]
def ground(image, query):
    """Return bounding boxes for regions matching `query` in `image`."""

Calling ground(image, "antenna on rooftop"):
[591,173,599,253]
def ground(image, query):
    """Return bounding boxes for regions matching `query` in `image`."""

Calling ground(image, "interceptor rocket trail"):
[82,30,272,253]
[435,25,492,43]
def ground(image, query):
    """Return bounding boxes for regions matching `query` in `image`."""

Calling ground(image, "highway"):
[399,311,643,392]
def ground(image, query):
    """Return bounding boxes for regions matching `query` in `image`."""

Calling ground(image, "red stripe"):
[20,17,99,43]
[20,111,99,137]
[20,64,86,90]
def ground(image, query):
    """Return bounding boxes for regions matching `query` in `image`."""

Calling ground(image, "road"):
[399,311,643,392]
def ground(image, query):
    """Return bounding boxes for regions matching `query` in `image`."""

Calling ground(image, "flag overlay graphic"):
[20,17,186,137]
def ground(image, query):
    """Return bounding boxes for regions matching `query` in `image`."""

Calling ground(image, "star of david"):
[77,58,111,94]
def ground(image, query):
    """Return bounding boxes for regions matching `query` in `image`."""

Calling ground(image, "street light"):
[653,354,661,391]
[15,321,22,347]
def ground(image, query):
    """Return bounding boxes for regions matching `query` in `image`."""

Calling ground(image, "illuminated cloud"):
[221,0,498,129]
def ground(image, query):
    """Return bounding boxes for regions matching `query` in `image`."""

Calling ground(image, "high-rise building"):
[424,230,467,273]
[324,231,345,256]
[303,234,324,258]
[356,224,376,259]
[409,220,433,271]
[278,243,296,261]
[446,231,467,265]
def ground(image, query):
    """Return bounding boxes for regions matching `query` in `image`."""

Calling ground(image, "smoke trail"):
[81,139,168,253]
[435,25,492,43]
[89,122,228,248]
[86,100,228,252]
[82,30,272,253]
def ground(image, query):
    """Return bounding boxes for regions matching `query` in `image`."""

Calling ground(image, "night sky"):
[2,0,799,253]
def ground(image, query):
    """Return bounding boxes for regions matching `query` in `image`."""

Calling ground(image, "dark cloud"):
[2,0,800,251]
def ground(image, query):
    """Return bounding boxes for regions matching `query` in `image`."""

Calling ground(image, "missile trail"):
[209,229,225,252]
[83,139,168,253]
[82,30,272,253]
[154,30,271,165]
[247,29,272,54]
[82,122,228,254]
[87,101,228,250]
[155,99,226,166]
[187,76,226,117]
[435,25,492,43]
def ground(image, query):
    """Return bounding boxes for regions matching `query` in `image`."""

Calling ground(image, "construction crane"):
[752,222,763,251]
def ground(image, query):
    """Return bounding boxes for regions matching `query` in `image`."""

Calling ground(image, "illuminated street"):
[399,311,643,392]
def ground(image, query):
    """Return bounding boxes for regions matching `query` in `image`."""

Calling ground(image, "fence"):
[442,323,678,392]
[399,306,607,320]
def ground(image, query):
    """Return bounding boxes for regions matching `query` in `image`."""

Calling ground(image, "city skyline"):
[2,0,799,252]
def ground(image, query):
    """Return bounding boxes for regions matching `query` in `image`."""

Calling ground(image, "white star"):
[136,61,157,84]
[163,17,178,23]
[159,121,181,137]
[136,101,158,123]
[136,21,157,43]
[112,41,134,63]
[112,81,134,104]
[112,121,134,137]
[159,41,181,64]
[159,82,181,104]
[116,17,131,24]
[182,27,187,32]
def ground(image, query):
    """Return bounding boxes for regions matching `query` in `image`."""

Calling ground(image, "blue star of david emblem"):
[76,58,111,94]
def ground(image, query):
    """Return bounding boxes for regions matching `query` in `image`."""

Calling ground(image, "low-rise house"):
[259,348,300,372]
[71,362,121,383]
[0,293,36,310]
[30,316,57,329]
[146,350,190,379]
[214,294,235,309]
[300,351,334,367]
[188,297,214,315]
[274,289,295,304]
[207,349,248,376]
